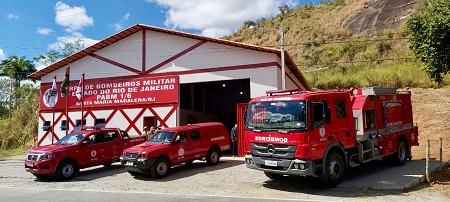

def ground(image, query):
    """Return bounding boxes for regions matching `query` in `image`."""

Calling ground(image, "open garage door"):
[179,78,250,136]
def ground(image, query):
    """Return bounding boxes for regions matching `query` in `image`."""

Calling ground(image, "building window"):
[42,121,51,131]
[95,118,106,127]
[75,119,87,131]
[60,120,67,131]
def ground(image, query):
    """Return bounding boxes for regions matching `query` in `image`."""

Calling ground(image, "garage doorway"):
[179,78,250,132]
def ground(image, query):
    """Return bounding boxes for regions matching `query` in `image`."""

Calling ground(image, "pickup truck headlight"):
[137,152,147,158]
[39,153,55,161]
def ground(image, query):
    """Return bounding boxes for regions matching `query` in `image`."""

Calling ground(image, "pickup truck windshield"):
[54,134,86,145]
[148,131,175,144]
[246,100,306,130]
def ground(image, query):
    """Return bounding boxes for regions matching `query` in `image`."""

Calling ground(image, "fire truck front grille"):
[27,154,38,161]
[250,143,296,159]
[125,152,139,159]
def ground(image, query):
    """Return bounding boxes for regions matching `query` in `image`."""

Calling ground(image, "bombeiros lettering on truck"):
[242,87,419,187]
[254,136,288,143]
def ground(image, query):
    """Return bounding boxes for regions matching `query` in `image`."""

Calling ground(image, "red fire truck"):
[243,87,419,187]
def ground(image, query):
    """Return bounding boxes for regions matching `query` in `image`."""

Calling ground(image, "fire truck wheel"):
[393,139,408,166]
[264,172,283,180]
[150,158,170,179]
[206,147,220,166]
[56,160,77,181]
[322,151,345,187]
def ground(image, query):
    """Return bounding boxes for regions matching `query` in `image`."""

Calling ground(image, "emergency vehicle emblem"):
[178,148,185,156]
[320,127,326,137]
[267,144,275,155]
[91,150,97,157]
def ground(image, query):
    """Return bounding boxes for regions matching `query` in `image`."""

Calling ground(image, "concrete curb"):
[372,160,450,192]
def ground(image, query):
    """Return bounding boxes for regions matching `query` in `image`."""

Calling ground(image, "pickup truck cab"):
[121,122,230,179]
[25,126,147,180]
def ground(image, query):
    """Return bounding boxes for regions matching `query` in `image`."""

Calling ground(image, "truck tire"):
[56,160,77,181]
[206,147,220,166]
[322,151,345,187]
[264,172,283,180]
[392,139,408,166]
[150,158,170,179]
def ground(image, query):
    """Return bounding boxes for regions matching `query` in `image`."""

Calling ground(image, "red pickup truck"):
[25,126,147,180]
[121,122,230,179]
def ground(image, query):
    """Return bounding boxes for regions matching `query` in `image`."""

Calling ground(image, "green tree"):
[34,39,85,66]
[406,0,450,84]
[0,55,36,112]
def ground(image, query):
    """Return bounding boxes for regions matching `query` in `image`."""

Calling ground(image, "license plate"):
[264,160,277,167]
[27,163,34,167]
[125,161,134,166]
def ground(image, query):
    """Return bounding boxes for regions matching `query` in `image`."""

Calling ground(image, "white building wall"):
[38,29,307,146]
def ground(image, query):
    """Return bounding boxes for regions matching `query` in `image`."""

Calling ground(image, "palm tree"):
[0,55,37,112]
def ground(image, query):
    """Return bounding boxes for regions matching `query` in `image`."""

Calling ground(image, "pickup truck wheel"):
[264,172,283,180]
[322,151,345,187]
[150,158,170,179]
[206,148,220,166]
[56,161,77,181]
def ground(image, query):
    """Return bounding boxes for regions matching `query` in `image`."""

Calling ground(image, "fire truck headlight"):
[245,158,253,165]
[299,163,307,170]
[293,163,299,169]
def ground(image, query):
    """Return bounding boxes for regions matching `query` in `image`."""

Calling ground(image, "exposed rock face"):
[346,0,416,35]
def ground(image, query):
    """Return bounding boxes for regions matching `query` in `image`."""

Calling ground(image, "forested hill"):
[223,0,446,89]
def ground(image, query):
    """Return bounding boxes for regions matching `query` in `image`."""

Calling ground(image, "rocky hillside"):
[224,0,442,89]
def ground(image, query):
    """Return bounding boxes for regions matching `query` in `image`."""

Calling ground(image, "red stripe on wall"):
[145,40,208,74]
[89,53,141,74]
[40,62,277,86]
[142,29,146,72]
[145,62,278,78]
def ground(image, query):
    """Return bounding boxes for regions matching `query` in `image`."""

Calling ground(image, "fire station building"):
[29,24,311,146]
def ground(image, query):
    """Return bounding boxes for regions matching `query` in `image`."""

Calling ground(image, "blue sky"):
[0,0,320,69]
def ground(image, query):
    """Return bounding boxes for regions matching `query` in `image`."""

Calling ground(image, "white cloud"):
[112,13,131,31]
[54,1,94,33]
[149,0,300,38]
[37,28,54,35]
[48,32,99,51]
[0,49,5,60]
[7,14,19,20]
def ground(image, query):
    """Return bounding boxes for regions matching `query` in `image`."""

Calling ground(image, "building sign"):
[40,75,179,110]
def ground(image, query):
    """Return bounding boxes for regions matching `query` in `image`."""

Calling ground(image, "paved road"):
[0,156,447,201]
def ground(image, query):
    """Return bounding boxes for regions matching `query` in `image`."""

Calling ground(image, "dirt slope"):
[410,88,450,162]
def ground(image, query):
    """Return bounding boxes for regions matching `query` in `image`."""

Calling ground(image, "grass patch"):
[0,147,27,160]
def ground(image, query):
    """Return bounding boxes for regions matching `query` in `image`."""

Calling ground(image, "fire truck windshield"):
[246,100,306,131]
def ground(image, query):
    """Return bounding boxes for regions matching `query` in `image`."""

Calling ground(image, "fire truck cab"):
[243,87,419,187]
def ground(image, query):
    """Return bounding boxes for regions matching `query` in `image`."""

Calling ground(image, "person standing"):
[143,126,151,138]
[231,124,237,157]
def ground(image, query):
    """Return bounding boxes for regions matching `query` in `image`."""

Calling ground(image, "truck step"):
[349,162,360,167]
